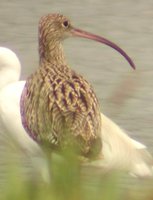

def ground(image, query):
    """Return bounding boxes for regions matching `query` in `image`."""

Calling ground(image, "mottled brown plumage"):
[20,13,135,158]
[21,14,102,157]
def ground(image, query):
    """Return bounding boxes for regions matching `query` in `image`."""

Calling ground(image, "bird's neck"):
[39,40,67,66]
[0,69,20,89]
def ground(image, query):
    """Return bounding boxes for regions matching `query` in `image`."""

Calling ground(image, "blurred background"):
[0,0,153,199]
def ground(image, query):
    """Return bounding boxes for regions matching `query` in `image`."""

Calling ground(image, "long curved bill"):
[71,28,135,70]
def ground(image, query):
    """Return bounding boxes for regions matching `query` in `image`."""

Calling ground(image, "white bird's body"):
[0,47,152,178]
[99,113,153,177]
[0,47,39,153]
[0,81,40,152]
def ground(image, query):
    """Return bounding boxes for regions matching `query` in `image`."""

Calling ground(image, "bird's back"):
[21,62,102,158]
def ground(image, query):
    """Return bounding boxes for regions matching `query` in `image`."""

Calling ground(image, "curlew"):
[20,14,135,158]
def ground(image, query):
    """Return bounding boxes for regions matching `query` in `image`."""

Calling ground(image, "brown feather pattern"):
[20,14,102,157]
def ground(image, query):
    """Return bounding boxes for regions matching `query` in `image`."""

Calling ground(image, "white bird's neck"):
[0,47,21,89]
[0,69,20,89]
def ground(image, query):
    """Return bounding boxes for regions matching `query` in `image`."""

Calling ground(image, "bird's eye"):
[62,20,69,28]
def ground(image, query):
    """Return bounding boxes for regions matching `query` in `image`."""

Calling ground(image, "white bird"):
[0,47,39,153]
[0,47,50,183]
[0,47,152,178]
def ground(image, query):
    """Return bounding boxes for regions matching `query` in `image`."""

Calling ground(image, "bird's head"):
[39,13,135,69]
[39,14,72,42]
